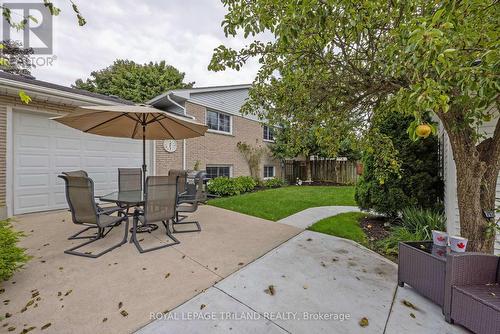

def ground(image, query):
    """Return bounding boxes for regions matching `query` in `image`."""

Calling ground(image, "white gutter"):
[0,77,125,106]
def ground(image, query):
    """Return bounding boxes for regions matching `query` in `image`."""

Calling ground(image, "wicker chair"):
[59,175,129,258]
[444,252,500,334]
[173,171,206,233]
[131,175,180,253]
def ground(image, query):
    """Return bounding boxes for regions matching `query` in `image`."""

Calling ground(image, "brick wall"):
[155,101,281,179]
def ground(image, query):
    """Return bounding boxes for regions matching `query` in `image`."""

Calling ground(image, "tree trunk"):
[443,111,500,253]
[305,155,312,181]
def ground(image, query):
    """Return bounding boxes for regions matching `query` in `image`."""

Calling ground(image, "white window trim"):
[263,165,275,179]
[263,125,275,142]
[206,109,233,135]
[206,165,233,178]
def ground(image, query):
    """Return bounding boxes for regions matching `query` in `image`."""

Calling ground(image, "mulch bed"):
[359,216,391,243]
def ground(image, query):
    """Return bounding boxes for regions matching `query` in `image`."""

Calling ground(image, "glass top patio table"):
[99,190,144,206]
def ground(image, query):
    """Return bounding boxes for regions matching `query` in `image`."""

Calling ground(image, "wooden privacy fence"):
[284,159,360,185]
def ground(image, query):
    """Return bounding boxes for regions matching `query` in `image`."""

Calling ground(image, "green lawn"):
[208,186,356,221]
[308,212,368,244]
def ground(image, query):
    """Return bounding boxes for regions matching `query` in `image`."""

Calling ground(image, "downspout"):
[166,93,188,170]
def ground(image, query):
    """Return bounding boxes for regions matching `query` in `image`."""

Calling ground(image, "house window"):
[206,165,231,179]
[264,166,275,178]
[263,125,274,141]
[207,110,231,133]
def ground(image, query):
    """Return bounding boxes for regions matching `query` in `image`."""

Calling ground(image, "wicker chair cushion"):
[454,284,500,312]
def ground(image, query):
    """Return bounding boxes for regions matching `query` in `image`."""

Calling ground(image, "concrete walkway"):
[137,207,468,334]
[277,205,360,229]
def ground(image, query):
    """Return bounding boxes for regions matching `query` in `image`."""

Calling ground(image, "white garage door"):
[13,110,143,214]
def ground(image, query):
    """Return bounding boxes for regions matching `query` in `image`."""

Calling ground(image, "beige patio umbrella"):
[51,104,208,188]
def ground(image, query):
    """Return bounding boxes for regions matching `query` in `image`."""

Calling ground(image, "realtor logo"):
[2,2,53,54]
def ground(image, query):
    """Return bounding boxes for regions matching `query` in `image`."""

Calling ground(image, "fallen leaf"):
[200,304,206,310]
[120,310,128,317]
[21,326,36,333]
[59,267,63,270]
[7,327,15,332]
[359,317,369,327]
[64,290,73,296]
[238,262,244,266]
[0,288,4,294]
[142,268,147,270]
[5,312,12,318]
[102,318,108,322]
[182,255,186,259]
[264,285,275,296]
[26,300,34,307]
[118,302,123,309]
[20,307,27,313]
[41,323,51,330]
[303,285,308,289]
[490,292,496,297]
[306,238,313,241]
[402,300,418,310]
[321,262,326,267]
[214,267,218,271]
[410,313,415,318]
[165,273,170,279]
[57,292,62,297]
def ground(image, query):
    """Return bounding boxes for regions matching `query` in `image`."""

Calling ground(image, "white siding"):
[441,115,500,254]
[189,88,260,121]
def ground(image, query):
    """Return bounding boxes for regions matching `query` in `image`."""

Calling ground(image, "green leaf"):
[18,90,32,104]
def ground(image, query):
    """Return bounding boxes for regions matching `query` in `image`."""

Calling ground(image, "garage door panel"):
[14,111,143,214]
[17,193,50,211]
[18,174,50,187]
[18,154,50,168]
[54,155,81,168]
[18,134,50,149]
[17,112,51,129]
[55,137,81,150]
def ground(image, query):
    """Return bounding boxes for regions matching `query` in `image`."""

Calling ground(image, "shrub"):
[207,177,244,197]
[377,208,446,256]
[263,178,285,188]
[207,176,257,197]
[0,220,29,281]
[355,112,443,217]
[235,176,257,192]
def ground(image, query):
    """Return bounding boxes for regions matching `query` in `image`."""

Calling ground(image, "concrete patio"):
[0,206,300,334]
[1,205,470,334]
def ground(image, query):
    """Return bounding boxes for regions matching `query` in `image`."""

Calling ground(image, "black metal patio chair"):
[62,170,88,177]
[118,168,142,192]
[168,169,188,194]
[131,175,180,253]
[118,168,142,214]
[173,171,206,233]
[59,175,129,258]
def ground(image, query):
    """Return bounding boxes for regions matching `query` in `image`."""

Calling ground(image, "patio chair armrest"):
[444,252,499,318]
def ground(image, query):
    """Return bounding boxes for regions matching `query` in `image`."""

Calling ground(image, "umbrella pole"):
[142,124,146,192]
